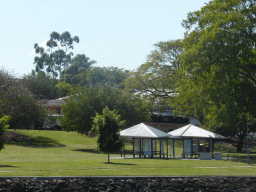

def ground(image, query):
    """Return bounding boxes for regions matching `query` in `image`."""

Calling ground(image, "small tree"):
[92,106,125,163]
[0,115,11,151]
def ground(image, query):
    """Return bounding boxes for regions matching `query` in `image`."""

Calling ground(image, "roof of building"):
[120,123,171,138]
[46,96,69,107]
[168,124,227,139]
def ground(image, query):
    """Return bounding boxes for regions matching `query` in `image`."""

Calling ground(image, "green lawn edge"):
[0,130,255,177]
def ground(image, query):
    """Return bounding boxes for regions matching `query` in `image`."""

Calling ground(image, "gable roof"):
[120,123,170,138]
[46,96,69,107]
[168,124,227,139]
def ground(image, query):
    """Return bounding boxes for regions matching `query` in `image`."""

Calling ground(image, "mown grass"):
[0,130,256,176]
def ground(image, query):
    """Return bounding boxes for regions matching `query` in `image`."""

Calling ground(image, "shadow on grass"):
[73,149,99,153]
[0,165,18,168]
[121,150,133,154]
[7,136,65,148]
[103,162,136,165]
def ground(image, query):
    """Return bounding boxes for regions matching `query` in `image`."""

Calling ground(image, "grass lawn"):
[0,130,256,176]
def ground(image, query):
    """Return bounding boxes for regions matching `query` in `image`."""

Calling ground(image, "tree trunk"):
[237,134,245,152]
[108,153,110,163]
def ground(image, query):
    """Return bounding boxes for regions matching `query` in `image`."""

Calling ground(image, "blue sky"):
[1,0,208,78]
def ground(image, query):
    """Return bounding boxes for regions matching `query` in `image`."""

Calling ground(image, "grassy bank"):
[0,130,255,176]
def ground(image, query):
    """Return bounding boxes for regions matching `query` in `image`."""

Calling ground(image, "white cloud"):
[26,39,61,57]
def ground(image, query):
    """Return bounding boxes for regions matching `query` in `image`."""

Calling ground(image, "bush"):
[0,115,10,150]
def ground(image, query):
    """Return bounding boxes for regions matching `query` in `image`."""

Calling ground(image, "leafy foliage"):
[0,115,10,150]
[55,81,74,98]
[61,65,129,88]
[0,70,48,129]
[125,40,183,97]
[181,0,256,86]
[60,54,96,85]
[92,107,124,162]
[124,40,183,110]
[174,0,256,152]
[61,86,151,134]
[34,31,79,78]
[23,70,59,99]
[87,67,129,88]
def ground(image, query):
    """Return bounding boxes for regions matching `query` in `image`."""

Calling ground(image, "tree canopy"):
[61,65,129,88]
[123,40,183,113]
[34,31,79,78]
[0,115,10,151]
[92,106,124,163]
[60,54,96,85]
[181,0,256,86]
[61,86,151,134]
[0,70,47,129]
[124,40,183,100]
[174,0,256,152]
[23,70,59,100]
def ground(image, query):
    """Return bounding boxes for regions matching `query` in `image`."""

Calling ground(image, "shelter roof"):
[120,123,170,138]
[168,124,227,139]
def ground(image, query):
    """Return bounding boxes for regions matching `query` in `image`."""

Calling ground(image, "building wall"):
[48,106,62,115]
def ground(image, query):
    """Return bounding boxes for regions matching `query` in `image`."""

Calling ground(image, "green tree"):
[61,86,151,134]
[55,81,74,98]
[174,0,256,152]
[203,72,256,152]
[23,70,58,99]
[0,115,10,151]
[124,40,183,111]
[60,54,96,85]
[124,40,183,98]
[92,106,125,163]
[34,31,79,78]
[0,70,47,129]
[5,90,48,129]
[98,67,129,88]
[63,66,129,88]
[181,0,256,86]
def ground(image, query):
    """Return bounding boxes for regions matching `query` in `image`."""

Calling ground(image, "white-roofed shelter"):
[120,123,171,158]
[168,124,227,139]
[120,123,170,138]
[168,124,227,159]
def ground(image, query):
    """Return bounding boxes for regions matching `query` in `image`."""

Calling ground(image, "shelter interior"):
[121,137,222,160]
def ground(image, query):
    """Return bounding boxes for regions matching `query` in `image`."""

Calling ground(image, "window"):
[56,107,61,114]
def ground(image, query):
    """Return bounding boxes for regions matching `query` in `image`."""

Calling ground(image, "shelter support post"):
[124,144,125,158]
[142,138,144,158]
[170,139,175,158]
[197,138,199,157]
[151,139,153,159]
[182,138,184,158]
[167,139,168,159]
[121,139,124,158]
[155,139,157,157]
[139,138,141,158]
[173,140,175,158]
[160,139,161,159]
[191,138,193,159]
[133,138,135,158]
[209,139,213,158]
